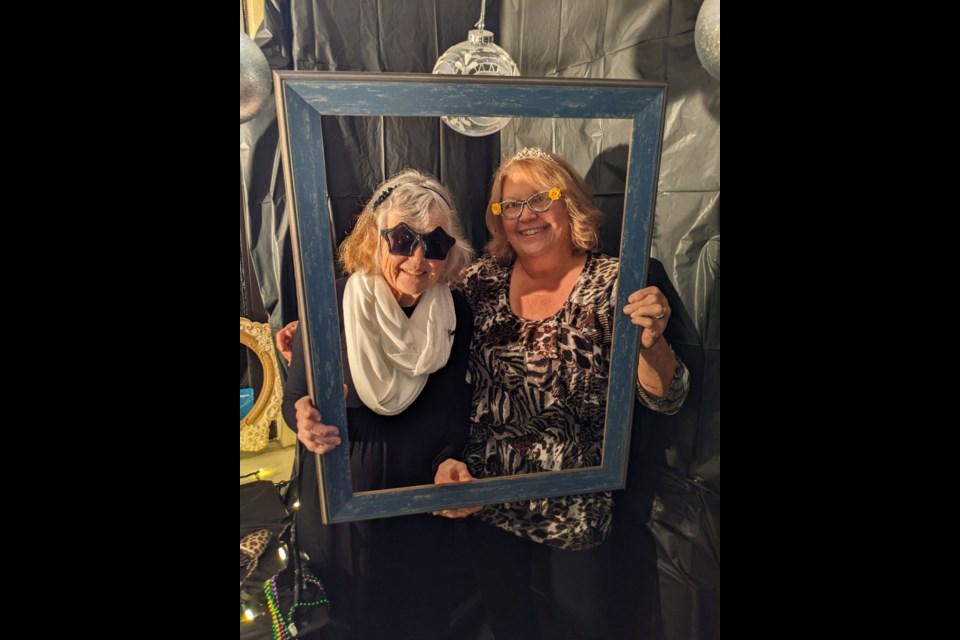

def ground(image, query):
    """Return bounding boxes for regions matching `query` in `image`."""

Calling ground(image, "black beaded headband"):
[371,184,451,210]
[372,186,395,210]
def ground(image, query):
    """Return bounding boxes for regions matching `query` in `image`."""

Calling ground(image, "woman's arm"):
[623,285,690,414]
[281,324,342,452]
[430,293,475,473]
[280,325,308,432]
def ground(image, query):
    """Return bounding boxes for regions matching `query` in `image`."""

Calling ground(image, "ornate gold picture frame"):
[240,317,284,452]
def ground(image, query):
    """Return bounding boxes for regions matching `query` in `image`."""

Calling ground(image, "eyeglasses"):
[380,222,456,260]
[491,188,562,220]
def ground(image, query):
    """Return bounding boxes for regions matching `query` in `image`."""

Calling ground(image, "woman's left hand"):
[432,458,482,519]
[623,286,670,350]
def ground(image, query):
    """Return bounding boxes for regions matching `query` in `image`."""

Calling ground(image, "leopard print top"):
[458,253,688,550]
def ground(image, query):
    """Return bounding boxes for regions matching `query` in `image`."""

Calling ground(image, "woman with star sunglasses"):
[280,169,474,639]
[434,148,691,640]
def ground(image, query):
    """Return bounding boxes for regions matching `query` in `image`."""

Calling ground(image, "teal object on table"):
[240,388,255,420]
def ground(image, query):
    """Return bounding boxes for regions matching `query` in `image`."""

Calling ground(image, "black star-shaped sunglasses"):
[380,222,456,260]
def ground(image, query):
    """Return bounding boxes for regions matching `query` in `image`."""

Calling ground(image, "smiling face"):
[378,211,447,306]
[499,170,572,263]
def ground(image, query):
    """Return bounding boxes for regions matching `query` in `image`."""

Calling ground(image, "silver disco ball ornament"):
[432,29,519,137]
[240,31,272,124]
[694,0,720,81]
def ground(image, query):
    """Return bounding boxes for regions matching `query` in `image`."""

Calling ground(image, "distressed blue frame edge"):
[276,72,666,523]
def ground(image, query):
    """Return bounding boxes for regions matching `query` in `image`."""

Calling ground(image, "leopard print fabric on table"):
[458,253,687,550]
[240,529,273,588]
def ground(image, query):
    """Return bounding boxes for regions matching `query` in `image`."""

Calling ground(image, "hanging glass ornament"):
[694,0,720,81]
[432,1,519,136]
[240,31,272,124]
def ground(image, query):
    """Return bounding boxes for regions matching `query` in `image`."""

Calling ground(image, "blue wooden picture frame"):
[275,72,666,523]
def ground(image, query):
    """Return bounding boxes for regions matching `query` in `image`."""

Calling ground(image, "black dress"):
[281,278,474,640]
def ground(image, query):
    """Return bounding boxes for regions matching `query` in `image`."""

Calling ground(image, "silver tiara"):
[507,147,558,165]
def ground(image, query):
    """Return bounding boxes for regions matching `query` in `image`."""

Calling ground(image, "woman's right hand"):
[275,321,300,366]
[294,395,341,454]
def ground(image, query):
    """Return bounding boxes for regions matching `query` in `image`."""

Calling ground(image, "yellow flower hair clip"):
[548,188,561,201]
[491,202,502,215]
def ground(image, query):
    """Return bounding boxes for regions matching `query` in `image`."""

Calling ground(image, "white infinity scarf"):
[342,273,456,415]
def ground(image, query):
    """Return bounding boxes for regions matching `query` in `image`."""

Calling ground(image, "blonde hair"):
[340,170,474,283]
[485,149,602,264]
